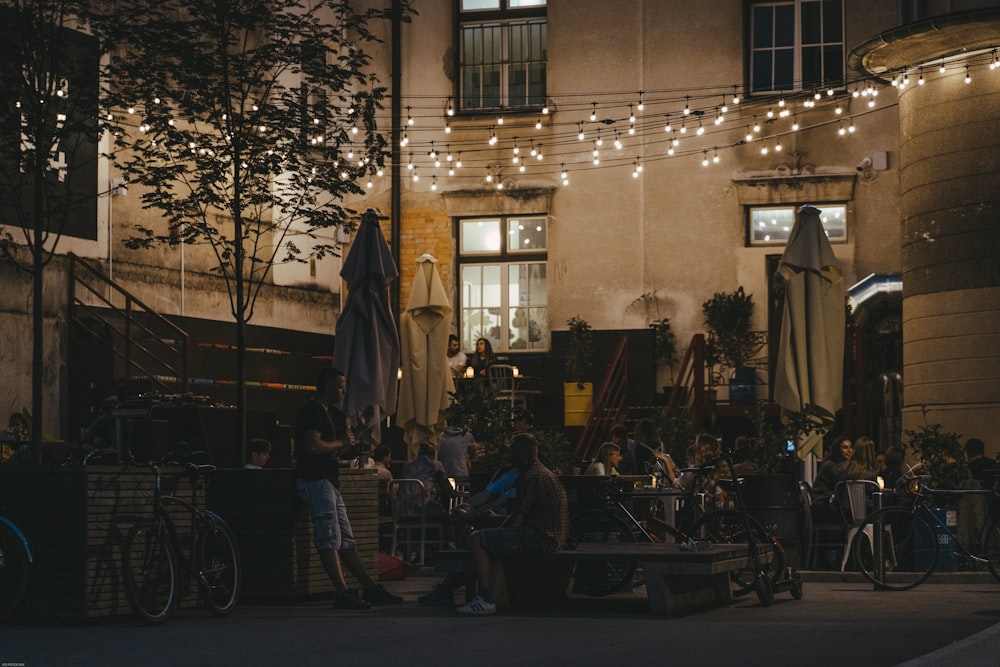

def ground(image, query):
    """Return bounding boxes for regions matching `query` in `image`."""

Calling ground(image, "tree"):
[98,0,411,453]
[0,1,105,449]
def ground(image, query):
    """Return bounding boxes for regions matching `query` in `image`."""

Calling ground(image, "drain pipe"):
[390,0,402,323]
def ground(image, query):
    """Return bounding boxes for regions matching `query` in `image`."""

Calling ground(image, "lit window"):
[459,1,546,111]
[459,216,548,352]
[750,0,844,93]
[748,204,847,245]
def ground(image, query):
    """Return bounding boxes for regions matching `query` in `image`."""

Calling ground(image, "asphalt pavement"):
[2,572,999,667]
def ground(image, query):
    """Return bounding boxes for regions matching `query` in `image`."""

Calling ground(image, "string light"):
[590,102,598,121]
[446,97,454,116]
[637,91,644,112]
[406,106,413,125]
[965,65,972,83]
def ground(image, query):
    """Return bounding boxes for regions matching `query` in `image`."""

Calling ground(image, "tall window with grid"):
[458,216,548,353]
[750,0,844,93]
[458,0,546,111]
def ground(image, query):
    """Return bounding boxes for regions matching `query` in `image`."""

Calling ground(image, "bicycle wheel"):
[0,519,30,621]
[122,520,178,623]
[693,510,785,593]
[853,506,936,591]
[567,509,637,596]
[981,516,1000,583]
[196,516,241,616]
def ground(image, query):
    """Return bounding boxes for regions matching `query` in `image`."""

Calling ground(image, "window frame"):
[747,203,848,246]
[455,0,547,113]
[457,214,549,353]
[748,0,844,94]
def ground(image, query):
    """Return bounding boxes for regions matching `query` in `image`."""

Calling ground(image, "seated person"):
[456,434,569,616]
[447,334,468,378]
[417,462,522,606]
[244,438,272,469]
[584,442,621,476]
[401,442,452,520]
[437,425,476,485]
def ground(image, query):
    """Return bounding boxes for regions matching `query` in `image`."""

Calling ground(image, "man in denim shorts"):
[457,433,568,616]
[294,366,402,609]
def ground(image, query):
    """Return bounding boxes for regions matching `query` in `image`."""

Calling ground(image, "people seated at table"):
[437,425,477,485]
[633,418,680,484]
[401,442,453,520]
[447,334,468,378]
[468,337,494,377]
[878,445,906,491]
[584,442,621,476]
[609,423,638,474]
[244,438,272,469]
[965,438,996,490]
[810,435,854,504]
[455,433,569,616]
[690,434,732,511]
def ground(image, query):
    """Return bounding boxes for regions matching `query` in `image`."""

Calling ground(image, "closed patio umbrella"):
[773,205,845,458]
[334,209,400,444]
[396,253,455,460]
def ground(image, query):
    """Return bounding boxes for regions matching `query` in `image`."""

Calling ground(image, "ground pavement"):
[1,572,999,666]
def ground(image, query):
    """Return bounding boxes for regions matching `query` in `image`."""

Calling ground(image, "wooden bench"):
[433,542,769,615]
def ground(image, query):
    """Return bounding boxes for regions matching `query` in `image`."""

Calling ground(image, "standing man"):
[447,334,468,378]
[294,366,402,609]
[457,433,568,616]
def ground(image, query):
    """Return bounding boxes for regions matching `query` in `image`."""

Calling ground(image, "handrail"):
[575,336,628,460]
[68,253,189,394]
[667,333,707,425]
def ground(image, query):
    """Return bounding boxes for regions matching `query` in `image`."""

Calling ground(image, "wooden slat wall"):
[208,468,379,602]
[0,466,380,618]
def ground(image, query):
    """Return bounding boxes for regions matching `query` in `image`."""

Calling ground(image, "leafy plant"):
[652,408,696,464]
[745,400,827,475]
[564,316,594,387]
[905,423,966,492]
[97,0,412,450]
[443,382,574,475]
[702,287,765,373]
[650,317,678,378]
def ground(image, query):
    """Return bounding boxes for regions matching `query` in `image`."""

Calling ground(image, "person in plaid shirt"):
[457,433,568,616]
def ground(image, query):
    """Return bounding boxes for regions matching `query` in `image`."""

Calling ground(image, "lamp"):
[465,366,474,379]
[511,366,519,378]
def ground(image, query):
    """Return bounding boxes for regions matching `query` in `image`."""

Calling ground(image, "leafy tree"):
[96,0,411,452]
[0,0,106,446]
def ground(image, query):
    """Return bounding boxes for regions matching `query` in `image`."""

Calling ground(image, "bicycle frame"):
[0,515,32,564]
[907,484,1000,567]
[148,464,219,592]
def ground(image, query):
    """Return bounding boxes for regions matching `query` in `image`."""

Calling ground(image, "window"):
[750,0,843,93]
[458,1,546,111]
[748,204,847,245]
[458,216,548,352]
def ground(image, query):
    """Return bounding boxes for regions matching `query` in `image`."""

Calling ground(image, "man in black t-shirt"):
[293,367,402,609]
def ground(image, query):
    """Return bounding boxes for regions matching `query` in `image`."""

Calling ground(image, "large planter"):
[739,473,802,568]
[563,382,593,426]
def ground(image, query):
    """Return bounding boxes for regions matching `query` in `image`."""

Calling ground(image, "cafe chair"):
[388,478,444,566]
[798,480,847,570]
[837,479,881,571]
[486,364,526,410]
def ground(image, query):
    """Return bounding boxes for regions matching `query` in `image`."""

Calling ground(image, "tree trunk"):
[31,164,45,462]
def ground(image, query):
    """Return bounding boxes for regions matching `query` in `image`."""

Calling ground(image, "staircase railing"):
[666,333,708,425]
[575,335,629,461]
[68,253,189,395]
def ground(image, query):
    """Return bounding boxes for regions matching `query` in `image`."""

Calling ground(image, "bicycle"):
[852,474,1000,590]
[122,454,241,623]
[0,513,32,620]
[568,450,796,604]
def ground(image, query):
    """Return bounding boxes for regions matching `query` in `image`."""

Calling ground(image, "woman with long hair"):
[633,418,679,483]
[584,442,622,476]
[469,337,494,377]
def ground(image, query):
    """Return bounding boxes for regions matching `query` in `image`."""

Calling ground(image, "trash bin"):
[916,507,956,572]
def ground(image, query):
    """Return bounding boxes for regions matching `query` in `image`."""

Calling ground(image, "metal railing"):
[68,253,189,395]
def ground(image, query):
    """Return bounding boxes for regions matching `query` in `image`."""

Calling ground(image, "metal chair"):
[388,478,445,566]
[486,364,526,410]
[798,480,847,569]
[837,479,881,571]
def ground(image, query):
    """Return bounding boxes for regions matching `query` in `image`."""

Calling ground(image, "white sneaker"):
[457,595,496,616]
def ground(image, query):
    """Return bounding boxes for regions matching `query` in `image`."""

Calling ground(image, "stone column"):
[850,9,1000,442]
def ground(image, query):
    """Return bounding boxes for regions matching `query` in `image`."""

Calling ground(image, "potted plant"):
[905,423,966,492]
[702,287,765,403]
[563,316,594,426]
[650,317,679,400]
